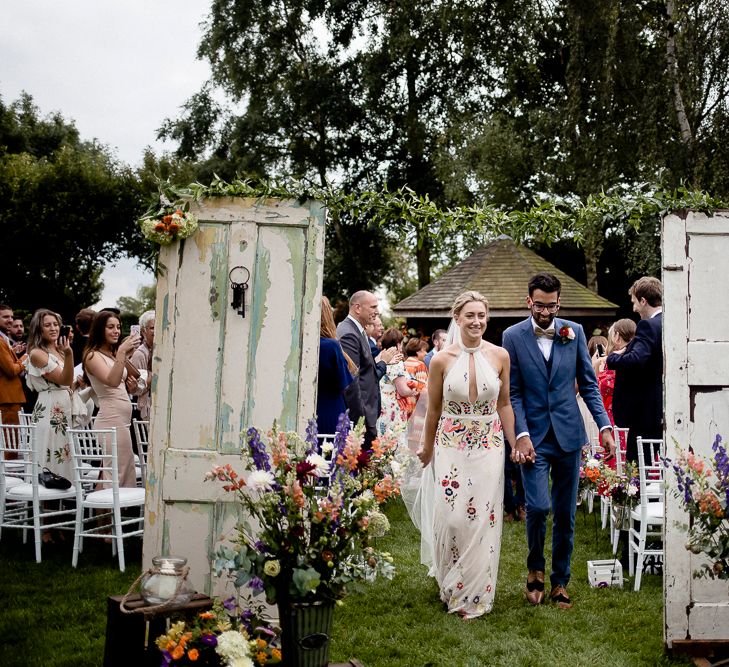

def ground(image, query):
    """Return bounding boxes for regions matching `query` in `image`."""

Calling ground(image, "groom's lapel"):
[550,319,565,380]
[519,319,548,381]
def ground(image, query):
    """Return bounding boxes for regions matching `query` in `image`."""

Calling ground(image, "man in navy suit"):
[607,276,663,463]
[503,273,615,608]
[337,291,389,445]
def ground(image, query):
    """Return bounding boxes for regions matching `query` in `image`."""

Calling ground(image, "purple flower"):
[254,540,270,554]
[160,650,172,666]
[201,634,218,647]
[248,576,264,592]
[333,412,351,459]
[222,596,237,612]
[247,427,271,471]
[306,418,318,450]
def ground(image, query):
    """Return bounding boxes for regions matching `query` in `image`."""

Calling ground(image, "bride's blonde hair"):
[451,290,489,318]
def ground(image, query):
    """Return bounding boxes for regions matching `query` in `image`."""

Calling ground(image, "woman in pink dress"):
[83,311,140,487]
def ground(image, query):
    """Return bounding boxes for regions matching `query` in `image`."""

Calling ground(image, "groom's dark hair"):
[528,272,561,297]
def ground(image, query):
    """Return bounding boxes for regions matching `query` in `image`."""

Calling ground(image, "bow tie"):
[534,327,555,339]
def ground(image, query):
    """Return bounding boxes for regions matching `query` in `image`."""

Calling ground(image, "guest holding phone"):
[24,310,76,502]
[83,311,140,487]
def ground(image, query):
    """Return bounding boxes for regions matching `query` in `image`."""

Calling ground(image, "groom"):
[502,273,615,609]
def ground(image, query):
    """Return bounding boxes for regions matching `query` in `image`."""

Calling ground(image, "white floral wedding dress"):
[431,341,505,619]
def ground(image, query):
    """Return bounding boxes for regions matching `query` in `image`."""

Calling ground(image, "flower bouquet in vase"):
[598,463,639,531]
[577,451,605,507]
[667,434,729,579]
[208,415,398,667]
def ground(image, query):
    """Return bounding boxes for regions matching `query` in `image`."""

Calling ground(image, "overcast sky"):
[2,0,212,308]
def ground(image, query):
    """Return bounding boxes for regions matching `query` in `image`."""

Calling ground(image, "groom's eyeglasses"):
[531,302,559,313]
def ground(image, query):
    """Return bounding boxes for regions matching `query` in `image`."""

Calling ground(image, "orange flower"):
[374,474,398,502]
[256,638,267,650]
[171,645,184,660]
[271,648,282,660]
[155,223,166,231]
[586,467,601,482]
[168,223,180,233]
[198,611,214,619]
[175,209,184,217]
[163,214,173,224]
[255,651,267,664]
[166,640,176,652]
[188,648,199,661]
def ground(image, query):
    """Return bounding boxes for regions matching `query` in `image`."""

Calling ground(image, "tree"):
[0,93,147,319]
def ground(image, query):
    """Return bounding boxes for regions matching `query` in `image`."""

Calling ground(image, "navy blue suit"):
[503,317,610,587]
[607,313,662,462]
[337,317,385,444]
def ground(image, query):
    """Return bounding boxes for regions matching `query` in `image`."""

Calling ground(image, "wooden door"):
[143,197,325,596]
[664,210,729,646]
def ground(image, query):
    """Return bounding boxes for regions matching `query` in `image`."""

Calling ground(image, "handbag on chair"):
[38,467,72,490]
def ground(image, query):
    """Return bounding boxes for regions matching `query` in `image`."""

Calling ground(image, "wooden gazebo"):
[392,235,618,343]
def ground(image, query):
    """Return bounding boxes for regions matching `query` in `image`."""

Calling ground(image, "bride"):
[415,291,516,619]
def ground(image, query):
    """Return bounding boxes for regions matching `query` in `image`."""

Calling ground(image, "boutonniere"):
[558,325,575,344]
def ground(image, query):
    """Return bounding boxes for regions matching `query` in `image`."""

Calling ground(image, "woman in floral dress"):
[376,328,413,447]
[25,309,75,482]
[417,291,517,619]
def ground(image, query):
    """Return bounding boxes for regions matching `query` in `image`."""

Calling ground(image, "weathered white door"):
[143,197,325,596]
[664,210,729,647]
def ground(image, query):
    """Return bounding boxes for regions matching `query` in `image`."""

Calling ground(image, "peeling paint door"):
[664,210,729,647]
[143,197,325,595]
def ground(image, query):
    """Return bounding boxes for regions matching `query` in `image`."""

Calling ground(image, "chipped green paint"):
[220,402,238,454]
[239,239,248,253]
[303,203,326,320]
[161,293,170,331]
[281,227,306,430]
[161,517,170,555]
[243,238,270,429]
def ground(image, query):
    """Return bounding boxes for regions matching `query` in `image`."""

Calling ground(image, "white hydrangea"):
[306,452,331,477]
[320,441,334,454]
[216,630,253,667]
[247,470,275,492]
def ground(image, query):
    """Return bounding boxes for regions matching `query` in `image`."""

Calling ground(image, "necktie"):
[535,327,555,339]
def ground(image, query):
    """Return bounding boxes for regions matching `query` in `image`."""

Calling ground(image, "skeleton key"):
[229,266,251,318]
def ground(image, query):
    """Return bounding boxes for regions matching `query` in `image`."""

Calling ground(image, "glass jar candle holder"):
[140,556,195,606]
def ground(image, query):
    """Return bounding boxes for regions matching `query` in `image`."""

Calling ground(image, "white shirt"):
[532,317,555,361]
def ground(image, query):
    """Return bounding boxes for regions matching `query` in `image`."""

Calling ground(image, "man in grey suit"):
[337,291,387,445]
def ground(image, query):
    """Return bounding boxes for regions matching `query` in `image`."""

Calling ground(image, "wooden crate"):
[103,593,213,667]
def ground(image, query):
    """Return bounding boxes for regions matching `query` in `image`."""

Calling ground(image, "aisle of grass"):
[0,500,692,667]
[329,500,691,667]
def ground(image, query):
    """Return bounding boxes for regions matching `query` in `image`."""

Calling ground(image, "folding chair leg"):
[72,508,84,568]
[113,506,125,572]
[33,505,42,564]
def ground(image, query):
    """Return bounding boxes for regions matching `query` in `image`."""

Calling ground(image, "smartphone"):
[596,343,605,357]
[59,325,71,338]
[130,324,141,337]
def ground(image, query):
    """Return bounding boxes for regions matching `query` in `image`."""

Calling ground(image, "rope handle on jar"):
[120,565,191,616]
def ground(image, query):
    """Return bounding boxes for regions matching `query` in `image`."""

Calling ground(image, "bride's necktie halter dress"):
[431,341,504,619]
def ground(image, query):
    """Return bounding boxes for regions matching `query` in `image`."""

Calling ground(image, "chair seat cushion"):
[83,487,145,507]
[3,476,24,489]
[631,502,664,520]
[7,483,76,500]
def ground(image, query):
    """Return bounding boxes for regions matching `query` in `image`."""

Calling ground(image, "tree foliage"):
[0,93,147,319]
[158,0,729,297]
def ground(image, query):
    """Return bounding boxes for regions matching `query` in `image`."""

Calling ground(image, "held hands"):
[511,436,536,465]
[12,341,26,355]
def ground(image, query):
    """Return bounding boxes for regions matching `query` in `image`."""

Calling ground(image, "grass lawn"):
[0,500,692,667]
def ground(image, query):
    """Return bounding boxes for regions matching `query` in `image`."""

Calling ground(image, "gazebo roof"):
[392,235,618,318]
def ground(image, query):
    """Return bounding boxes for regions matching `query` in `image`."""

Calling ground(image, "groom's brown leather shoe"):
[525,570,545,605]
[550,585,573,609]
